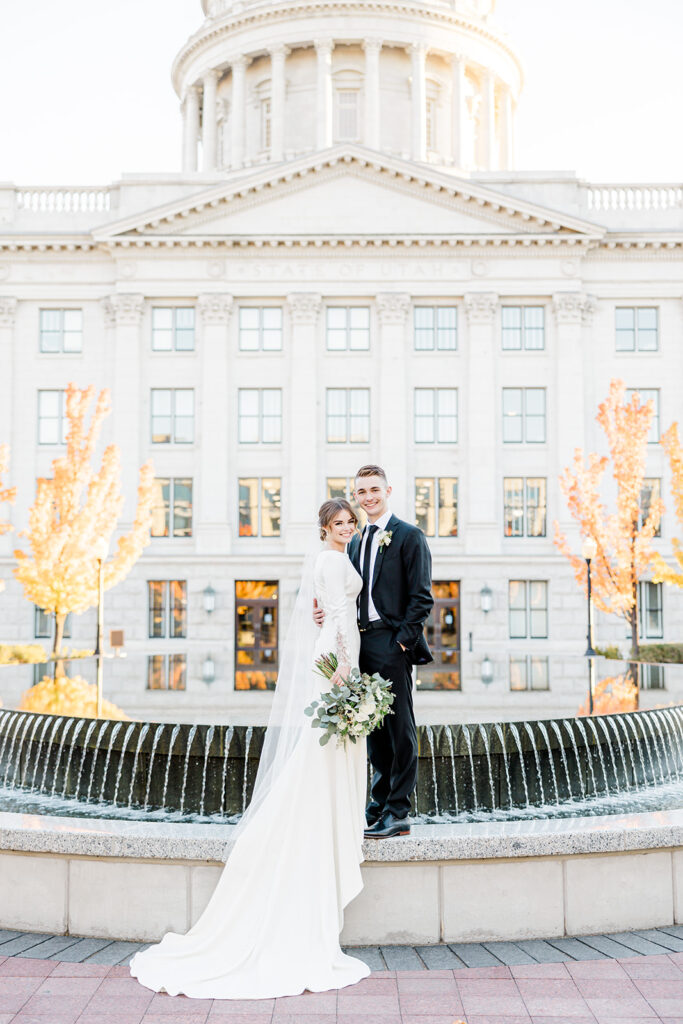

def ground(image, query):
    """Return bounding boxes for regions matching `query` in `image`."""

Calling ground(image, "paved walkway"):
[1,929,683,1022]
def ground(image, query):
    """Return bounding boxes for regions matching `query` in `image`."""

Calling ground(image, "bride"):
[129,498,370,999]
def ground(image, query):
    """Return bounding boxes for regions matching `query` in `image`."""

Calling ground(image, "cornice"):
[2,235,682,255]
[171,0,524,93]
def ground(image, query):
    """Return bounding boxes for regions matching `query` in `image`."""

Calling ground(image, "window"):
[39,309,82,353]
[509,580,548,639]
[148,581,187,638]
[415,478,458,537]
[335,90,359,141]
[147,654,186,690]
[238,388,282,443]
[326,477,366,528]
[510,656,549,691]
[34,607,71,639]
[414,306,457,351]
[151,307,195,351]
[239,307,283,351]
[33,607,73,683]
[426,96,437,151]
[626,388,660,442]
[640,478,661,537]
[326,307,370,351]
[502,388,546,443]
[326,389,370,444]
[151,478,193,537]
[239,478,281,537]
[416,582,460,690]
[502,306,545,351]
[151,389,194,444]
[639,581,663,640]
[641,665,665,690]
[414,388,458,443]
[503,477,546,537]
[38,390,66,445]
[260,97,272,151]
[616,307,658,352]
[235,581,278,690]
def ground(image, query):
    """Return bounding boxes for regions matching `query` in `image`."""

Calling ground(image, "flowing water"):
[1,706,683,823]
[242,726,253,813]
[445,725,459,815]
[425,726,439,816]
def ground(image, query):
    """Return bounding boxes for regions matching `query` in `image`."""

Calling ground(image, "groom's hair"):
[355,464,387,483]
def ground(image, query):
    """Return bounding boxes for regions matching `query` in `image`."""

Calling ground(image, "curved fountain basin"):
[1,705,682,818]
[1,808,682,944]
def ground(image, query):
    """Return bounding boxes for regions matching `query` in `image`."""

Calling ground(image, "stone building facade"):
[0,0,682,722]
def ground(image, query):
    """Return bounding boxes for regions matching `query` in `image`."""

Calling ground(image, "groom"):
[318,464,433,838]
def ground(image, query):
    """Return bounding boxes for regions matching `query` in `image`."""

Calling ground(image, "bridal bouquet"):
[304,652,394,746]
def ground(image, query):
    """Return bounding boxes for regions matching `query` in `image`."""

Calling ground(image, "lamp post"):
[581,536,597,715]
[94,540,108,718]
[481,655,494,686]
[480,584,492,614]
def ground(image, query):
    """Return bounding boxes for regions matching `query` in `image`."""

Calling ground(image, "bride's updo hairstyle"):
[318,498,358,541]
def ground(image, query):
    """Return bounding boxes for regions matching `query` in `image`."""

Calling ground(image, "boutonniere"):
[377,529,393,551]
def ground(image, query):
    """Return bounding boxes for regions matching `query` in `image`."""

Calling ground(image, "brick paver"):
[0,951,679,1021]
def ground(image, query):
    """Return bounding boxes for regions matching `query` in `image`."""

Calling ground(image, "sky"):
[0,0,680,185]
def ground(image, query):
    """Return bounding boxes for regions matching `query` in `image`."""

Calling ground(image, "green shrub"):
[0,643,49,664]
[638,643,683,664]
[595,644,623,660]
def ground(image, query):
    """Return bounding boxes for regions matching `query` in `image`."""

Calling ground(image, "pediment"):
[96,146,604,243]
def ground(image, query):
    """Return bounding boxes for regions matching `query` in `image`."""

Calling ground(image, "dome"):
[180,0,522,175]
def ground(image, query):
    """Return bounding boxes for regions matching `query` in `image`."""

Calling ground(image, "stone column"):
[410,44,427,162]
[315,40,333,149]
[286,294,322,550]
[376,294,411,509]
[363,38,382,150]
[101,295,145,523]
[451,53,467,168]
[198,294,233,552]
[480,70,496,169]
[182,85,200,172]
[464,293,499,552]
[0,298,16,552]
[553,292,596,529]
[230,55,247,169]
[270,45,288,162]
[202,69,219,172]
[499,86,513,169]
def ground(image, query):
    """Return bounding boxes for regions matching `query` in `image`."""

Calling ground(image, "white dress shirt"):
[358,508,392,622]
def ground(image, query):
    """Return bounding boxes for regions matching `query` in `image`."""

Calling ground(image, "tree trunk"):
[52,612,66,680]
[628,602,640,711]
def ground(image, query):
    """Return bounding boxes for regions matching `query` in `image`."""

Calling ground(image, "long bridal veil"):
[226,531,322,850]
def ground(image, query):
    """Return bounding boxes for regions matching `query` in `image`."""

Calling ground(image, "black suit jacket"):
[348,514,434,665]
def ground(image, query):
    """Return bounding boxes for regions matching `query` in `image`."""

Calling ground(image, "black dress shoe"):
[364,812,411,839]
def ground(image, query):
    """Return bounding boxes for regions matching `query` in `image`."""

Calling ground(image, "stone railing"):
[15,188,113,213]
[585,184,683,212]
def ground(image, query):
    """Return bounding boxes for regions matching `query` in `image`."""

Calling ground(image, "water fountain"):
[1,705,683,821]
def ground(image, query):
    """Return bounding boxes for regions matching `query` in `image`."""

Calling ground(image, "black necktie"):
[359,525,378,627]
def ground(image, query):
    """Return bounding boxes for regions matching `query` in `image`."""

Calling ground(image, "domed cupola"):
[174,0,523,175]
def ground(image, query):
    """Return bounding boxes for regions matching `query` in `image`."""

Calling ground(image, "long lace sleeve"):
[321,552,351,667]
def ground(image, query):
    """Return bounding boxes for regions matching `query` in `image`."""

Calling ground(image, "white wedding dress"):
[129,549,370,999]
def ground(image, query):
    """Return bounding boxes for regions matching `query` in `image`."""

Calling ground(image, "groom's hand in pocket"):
[313,598,325,628]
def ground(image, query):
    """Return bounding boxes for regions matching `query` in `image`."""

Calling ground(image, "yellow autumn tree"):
[652,423,683,586]
[554,379,663,706]
[0,444,16,592]
[14,383,154,673]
